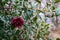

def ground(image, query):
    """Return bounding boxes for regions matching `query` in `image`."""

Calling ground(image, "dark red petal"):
[10,16,24,28]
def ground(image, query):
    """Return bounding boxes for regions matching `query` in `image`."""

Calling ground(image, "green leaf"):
[24,0,28,1]
[0,30,4,37]
[55,0,60,3]
[24,10,33,20]
[13,36,17,40]
[56,38,60,40]
[52,6,55,10]
[35,0,41,3]
[33,16,37,23]
[55,8,60,16]
[15,30,20,35]
[0,19,4,28]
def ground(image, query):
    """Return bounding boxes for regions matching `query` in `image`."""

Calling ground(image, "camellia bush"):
[0,0,60,40]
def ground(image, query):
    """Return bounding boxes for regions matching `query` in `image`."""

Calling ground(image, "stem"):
[56,16,58,30]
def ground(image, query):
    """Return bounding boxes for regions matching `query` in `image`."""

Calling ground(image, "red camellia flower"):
[10,16,24,28]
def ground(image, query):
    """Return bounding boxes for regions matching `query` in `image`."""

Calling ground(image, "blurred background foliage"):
[0,0,60,40]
